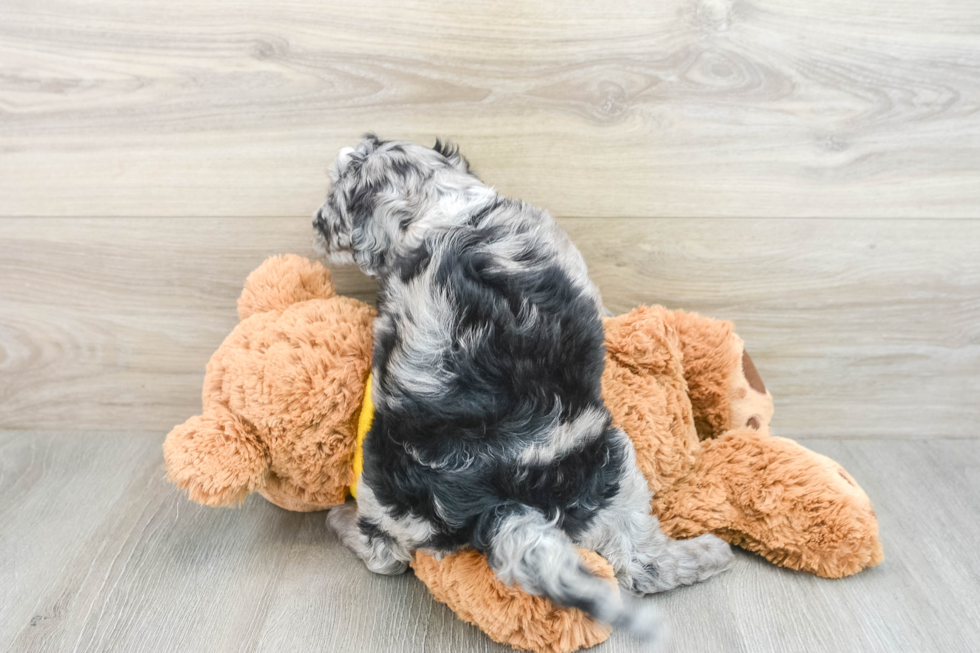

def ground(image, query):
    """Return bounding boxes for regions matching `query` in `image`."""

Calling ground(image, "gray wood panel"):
[2,432,977,652]
[1,0,979,218]
[564,218,980,439]
[2,217,977,437]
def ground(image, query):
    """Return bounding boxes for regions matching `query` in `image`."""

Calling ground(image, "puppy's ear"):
[433,138,472,174]
[349,202,416,278]
[349,214,390,277]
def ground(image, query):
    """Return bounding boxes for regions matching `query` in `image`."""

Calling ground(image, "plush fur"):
[313,136,731,637]
[163,255,883,653]
[413,548,618,653]
[164,255,376,510]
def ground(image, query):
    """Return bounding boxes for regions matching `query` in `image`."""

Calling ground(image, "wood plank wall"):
[1,0,978,437]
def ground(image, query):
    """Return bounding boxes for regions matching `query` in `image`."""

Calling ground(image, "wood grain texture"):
[0,217,377,434]
[565,218,980,438]
[2,0,980,218]
[2,432,977,652]
[2,217,978,437]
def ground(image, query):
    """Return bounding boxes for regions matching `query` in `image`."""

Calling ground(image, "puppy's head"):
[313,134,475,276]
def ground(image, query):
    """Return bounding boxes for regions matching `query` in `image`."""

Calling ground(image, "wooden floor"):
[2,0,980,651]
[1,432,977,653]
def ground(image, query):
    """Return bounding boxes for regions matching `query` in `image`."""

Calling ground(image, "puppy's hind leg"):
[327,501,410,575]
[582,430,734,594]
[625,528,734,594]
[480,502,661,641]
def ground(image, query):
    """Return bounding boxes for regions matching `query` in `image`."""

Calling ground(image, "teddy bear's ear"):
[163,408,270,507]
[237,254,336,321]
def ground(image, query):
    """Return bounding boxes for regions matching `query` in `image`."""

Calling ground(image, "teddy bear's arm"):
[163,407,270,507]
[655,428,883,578]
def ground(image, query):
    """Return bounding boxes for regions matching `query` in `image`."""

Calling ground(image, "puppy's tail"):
[478,503,660,642]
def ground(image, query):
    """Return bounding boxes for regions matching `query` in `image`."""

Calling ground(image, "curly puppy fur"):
[315,135,733,638]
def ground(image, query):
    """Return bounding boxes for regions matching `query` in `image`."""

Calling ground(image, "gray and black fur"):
[316,135,733,639]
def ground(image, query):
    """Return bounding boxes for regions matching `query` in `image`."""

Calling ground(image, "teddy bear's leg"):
[579,430,734,594]
[411,548,616,653]
[665,310,774,439]
[657,428,884,578]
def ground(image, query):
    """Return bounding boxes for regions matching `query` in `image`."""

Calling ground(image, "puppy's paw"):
[326,503,360,547]
[327,503,410,576]
[688,533,735,580]
[419,547,450,561]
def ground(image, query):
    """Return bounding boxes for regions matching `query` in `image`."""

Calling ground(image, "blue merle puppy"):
[315,135,733,638]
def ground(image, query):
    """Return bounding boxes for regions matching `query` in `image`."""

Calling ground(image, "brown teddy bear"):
[164,254,883,653]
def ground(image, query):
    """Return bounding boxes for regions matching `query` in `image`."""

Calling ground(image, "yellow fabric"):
[349,372,374,499]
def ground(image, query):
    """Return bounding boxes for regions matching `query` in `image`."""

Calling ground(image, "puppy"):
[315,135,732,638]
